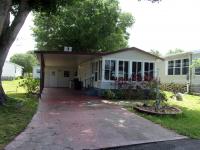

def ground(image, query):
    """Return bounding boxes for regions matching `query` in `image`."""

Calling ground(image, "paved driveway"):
[5,88,186,150]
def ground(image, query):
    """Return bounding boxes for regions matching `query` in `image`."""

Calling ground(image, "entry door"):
[49,70,58,87]
[57,70,70,87]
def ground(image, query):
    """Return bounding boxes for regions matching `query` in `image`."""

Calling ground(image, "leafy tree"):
[150,49,162,57]
[166,48,184,55]
[33,0,134,52]
[0,0,74,103]
[191,59,200,68]
[10,52,38,73]
[0,0,160,104]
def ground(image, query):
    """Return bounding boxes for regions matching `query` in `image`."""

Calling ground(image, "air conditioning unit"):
[64,46,73,52]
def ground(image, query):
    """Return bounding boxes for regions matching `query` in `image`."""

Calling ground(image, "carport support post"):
[40,54,45,96]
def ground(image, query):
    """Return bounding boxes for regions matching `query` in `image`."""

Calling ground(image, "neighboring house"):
[35,47,162,94]
[158,50,200,92]
[2,61,23,80]
[33,65,40,79]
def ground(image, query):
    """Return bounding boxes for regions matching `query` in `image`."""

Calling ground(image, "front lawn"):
[126,92,200,139]
[0,80,38,149]
[2,79,25,94]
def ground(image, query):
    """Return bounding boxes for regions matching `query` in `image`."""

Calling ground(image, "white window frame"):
[182,58,189,75]
[174,59,181,75]
[167,58,189,76]
[104,60,116,81]
[98,60,102,80]
[195,67,200,75]
[102,58,156,82]
[144,62,155,81]
[132,61,143,81]
[94,61,98,81]
[118,60,129,80]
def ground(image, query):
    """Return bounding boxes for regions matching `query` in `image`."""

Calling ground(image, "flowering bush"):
[103,77,167,103]
[19,77,40,96]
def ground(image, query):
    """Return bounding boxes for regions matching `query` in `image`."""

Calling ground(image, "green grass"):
[0,80,38,149]
[127,91,200,139]
[2,79,25,94]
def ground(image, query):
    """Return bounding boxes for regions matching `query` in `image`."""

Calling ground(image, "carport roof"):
[34,47,164,60]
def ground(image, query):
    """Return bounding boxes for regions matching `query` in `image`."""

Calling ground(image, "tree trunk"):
[0,1,31,104]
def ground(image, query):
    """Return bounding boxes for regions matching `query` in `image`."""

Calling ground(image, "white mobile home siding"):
[191,52,200,85]
[190,52,200,92]
[78,60,92,88]
[44,66,76,88]
[78,58,102,88]
[99,49,160,89]
[158,53,191,84]
[2,61,23,80]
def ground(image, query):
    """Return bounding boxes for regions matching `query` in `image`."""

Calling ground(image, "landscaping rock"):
[176,93,184,101]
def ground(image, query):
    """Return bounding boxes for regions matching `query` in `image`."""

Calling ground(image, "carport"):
[35,51,101,94]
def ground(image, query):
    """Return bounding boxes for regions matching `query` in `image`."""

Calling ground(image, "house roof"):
[5,61,24,69]
[164,52,192,59]
[34,50,103,56]
[34,47,164,60]
[101,47,164,59]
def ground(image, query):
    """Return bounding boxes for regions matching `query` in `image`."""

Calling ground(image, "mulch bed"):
[134,105,182,115]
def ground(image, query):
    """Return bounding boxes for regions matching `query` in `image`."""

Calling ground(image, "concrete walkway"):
[5,88,186,150]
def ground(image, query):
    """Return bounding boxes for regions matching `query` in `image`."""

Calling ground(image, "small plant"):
[19,77,39,96]
[103,90,116,100]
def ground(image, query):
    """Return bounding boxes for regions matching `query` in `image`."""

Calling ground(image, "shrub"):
[114,89,126,99]
[148,89,167,101]
[19,77,40,96]
[15,76,23,80]
[103,90,115,100]
[102,89,167,101]
[160,83,187,93]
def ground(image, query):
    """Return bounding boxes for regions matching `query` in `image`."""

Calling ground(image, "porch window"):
[95,62,98,81]
[64,71,70,77]
[105,60,116,80]
[144,62,154,81]
[175,60,181,75]
[92,63,95,74]
[36,69,40,74]
[195,67,200,75]
[182,59,189,75]
[132,62,142,81]
[168,59,189,75]
[98,60,102,80]
[168,61,174,75]
[118,61,129,80]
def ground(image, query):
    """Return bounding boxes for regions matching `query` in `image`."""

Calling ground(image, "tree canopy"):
[166,48,184,55]
[192,59,200,68]
[0,0,74,102]
[10,51,38,73]
[33,0,134,52]
[150,49,162,57]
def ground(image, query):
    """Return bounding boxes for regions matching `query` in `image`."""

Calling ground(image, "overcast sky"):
[7,0,200,60]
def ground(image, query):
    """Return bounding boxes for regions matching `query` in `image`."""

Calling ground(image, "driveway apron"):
[5,88,186,150]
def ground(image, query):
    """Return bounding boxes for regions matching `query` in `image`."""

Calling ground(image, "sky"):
[7,0,200,60]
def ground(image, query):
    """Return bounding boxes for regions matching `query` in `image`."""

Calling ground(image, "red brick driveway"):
[5,88,186,150]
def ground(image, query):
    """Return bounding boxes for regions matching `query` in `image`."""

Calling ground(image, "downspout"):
[189,53,193,93]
